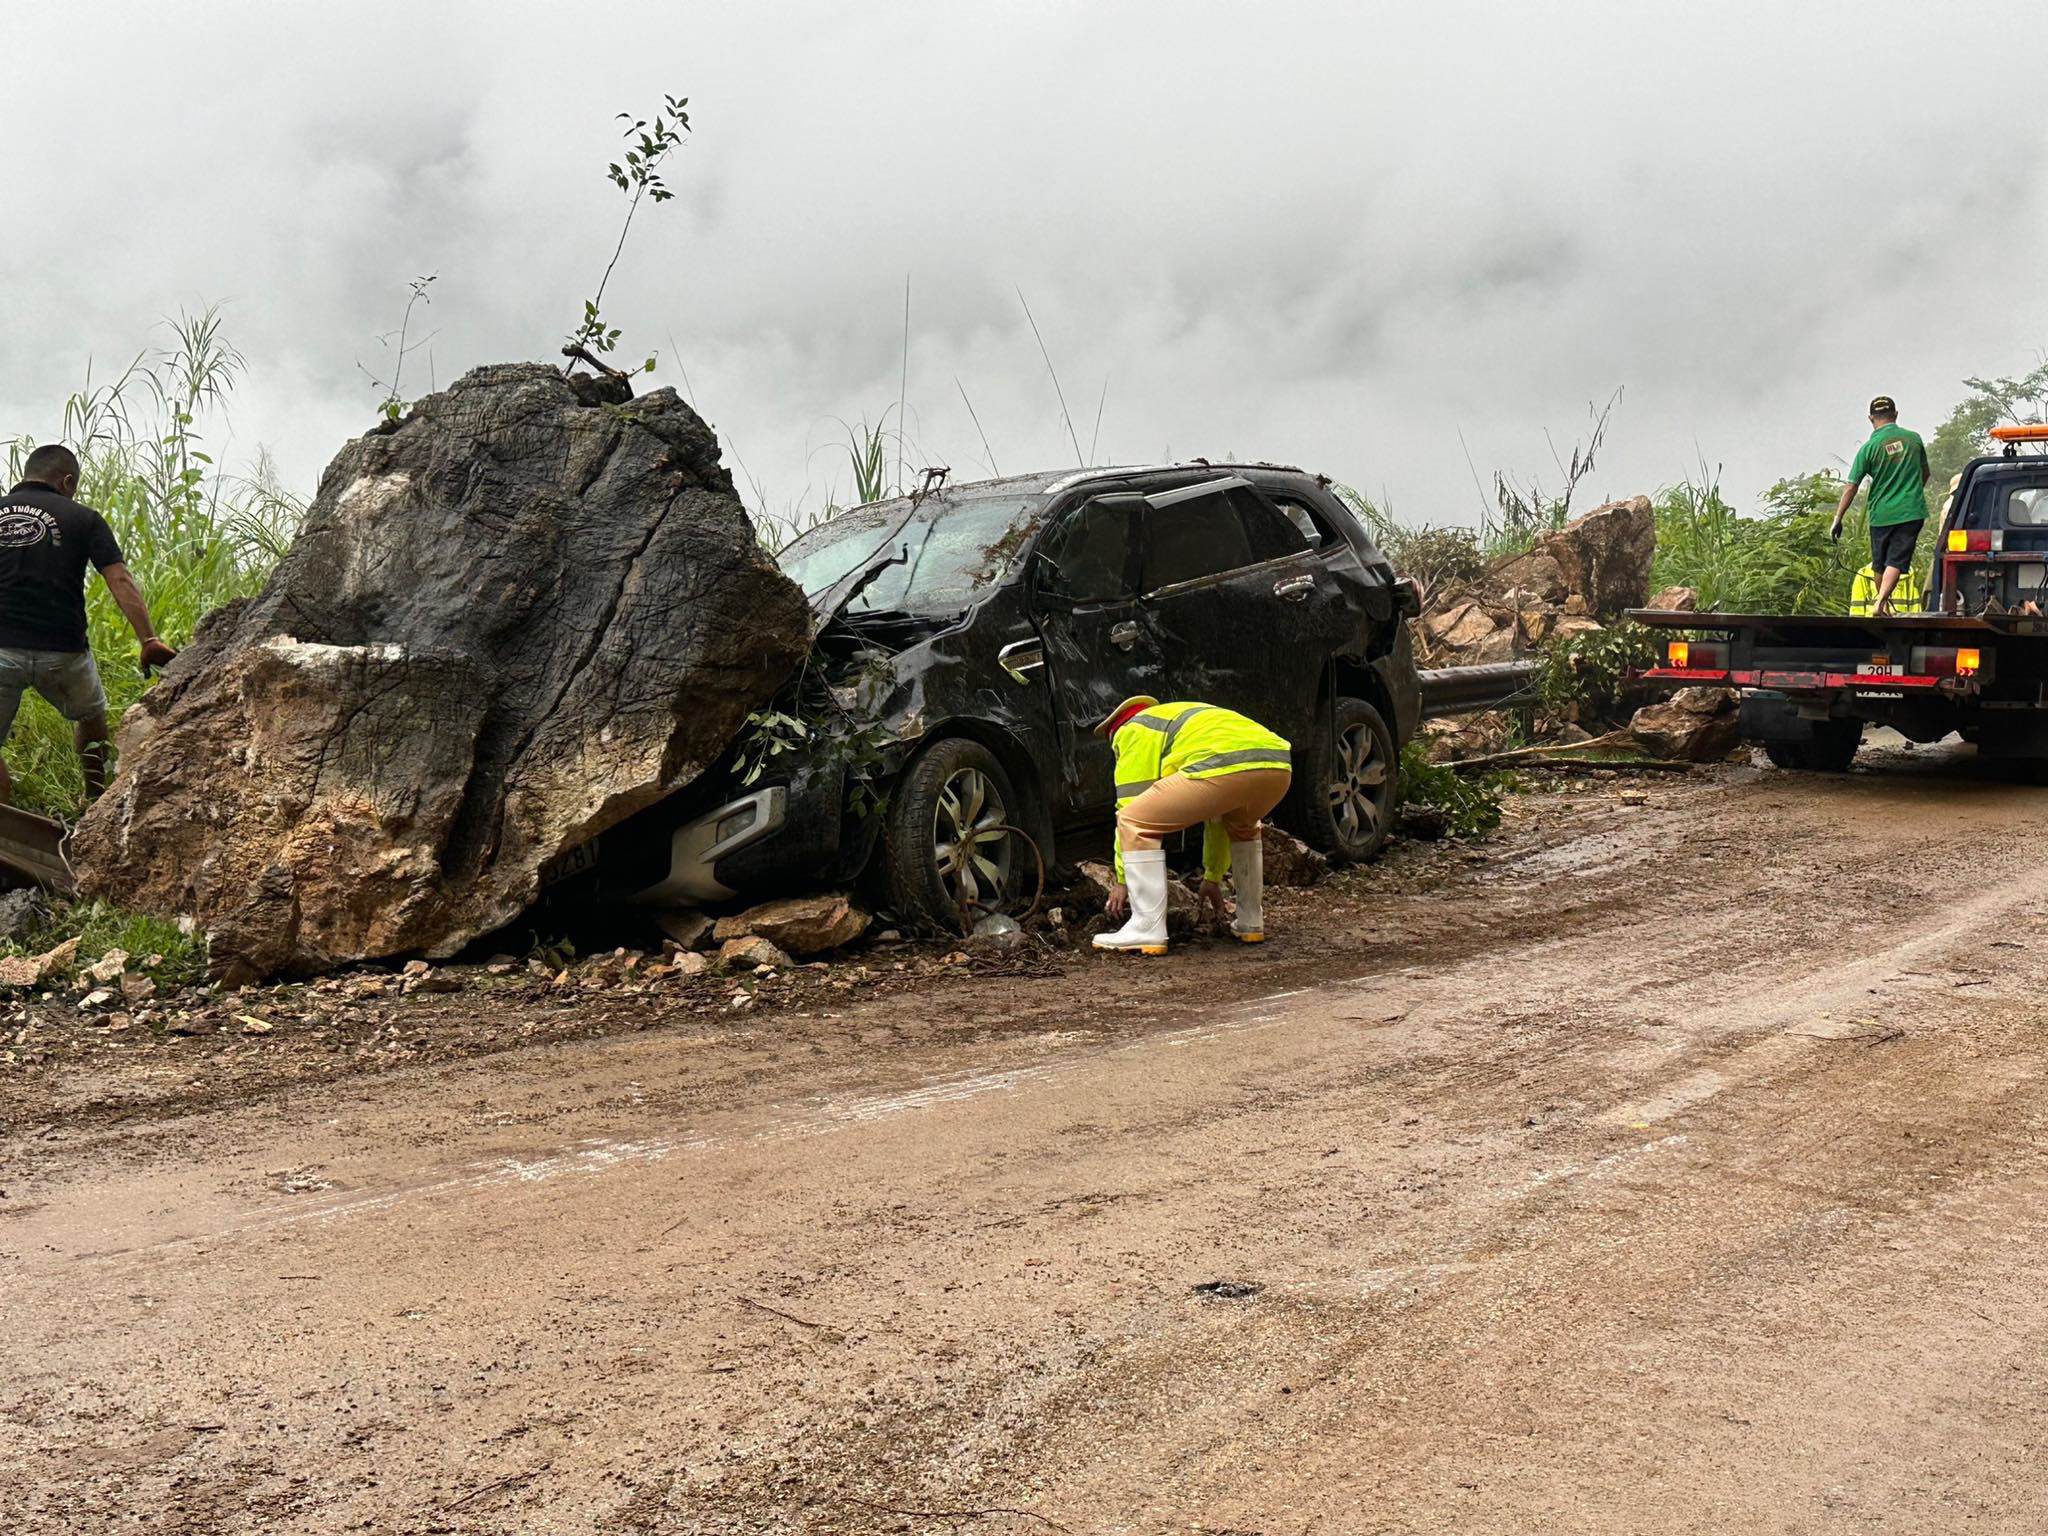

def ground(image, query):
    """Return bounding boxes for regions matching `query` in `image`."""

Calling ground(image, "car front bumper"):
[630,785,788,906]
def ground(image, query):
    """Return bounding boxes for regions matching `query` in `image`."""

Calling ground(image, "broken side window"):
[1039,500,1135,604]
[1267,494,1333,548]
[1239,491,1315,562]
[1141,490,1259,591]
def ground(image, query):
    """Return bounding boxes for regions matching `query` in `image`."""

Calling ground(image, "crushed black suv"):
[582,463,1423,928]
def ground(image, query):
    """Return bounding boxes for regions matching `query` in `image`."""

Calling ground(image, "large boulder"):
[1629,686,1740,761]
[73,364,812,981]
[1486,496,1655,619]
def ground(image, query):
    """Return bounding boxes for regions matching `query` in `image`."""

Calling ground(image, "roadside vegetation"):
[2,309,298,818]
[1394,742,1509,838]
[1356,367,2048,623]
[0,896,205,988]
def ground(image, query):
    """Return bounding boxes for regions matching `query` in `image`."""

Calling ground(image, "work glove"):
[1105,883,1128,920]
[1200,879,1231,926]
[140,638,178,675]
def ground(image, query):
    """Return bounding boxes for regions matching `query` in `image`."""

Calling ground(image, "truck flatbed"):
[1629,443,2048,768]
[1628,608,2048,638]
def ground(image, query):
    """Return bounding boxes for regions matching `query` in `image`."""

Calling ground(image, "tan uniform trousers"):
[1115,768,1294,851]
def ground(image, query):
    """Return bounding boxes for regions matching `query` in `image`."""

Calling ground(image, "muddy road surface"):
[6,746,2047,1534]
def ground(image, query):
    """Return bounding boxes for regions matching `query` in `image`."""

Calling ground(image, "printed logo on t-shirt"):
[0,509,55,548]
[1883,439,1907,460]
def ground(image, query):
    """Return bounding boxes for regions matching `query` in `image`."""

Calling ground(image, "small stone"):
[85,949,131,986]
[652,909,715,951]
[718,936,793,971]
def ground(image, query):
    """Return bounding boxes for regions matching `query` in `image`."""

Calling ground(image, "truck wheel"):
[881,737,1021,931]
[1761,719,1861,773]
[1284,696,1395,863]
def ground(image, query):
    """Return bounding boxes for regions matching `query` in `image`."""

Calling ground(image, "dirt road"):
[6,747,2047,1533]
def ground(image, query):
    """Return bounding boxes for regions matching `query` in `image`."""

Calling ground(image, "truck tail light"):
[1910,646,1983,677]
[1947,529,2004,553]
[1666,640,1726,668]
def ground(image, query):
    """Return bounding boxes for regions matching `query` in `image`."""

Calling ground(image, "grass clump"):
[0,897,206,987]
[1396,742,1508,839]
[3,308,297,817]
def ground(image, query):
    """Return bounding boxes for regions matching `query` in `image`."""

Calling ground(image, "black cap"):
[1869,395,1897,415]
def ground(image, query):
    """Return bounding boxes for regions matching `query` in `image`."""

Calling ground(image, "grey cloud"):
[4,0,2046,534]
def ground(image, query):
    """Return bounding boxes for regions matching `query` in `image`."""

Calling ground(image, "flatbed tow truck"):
[1634,425,2048,769]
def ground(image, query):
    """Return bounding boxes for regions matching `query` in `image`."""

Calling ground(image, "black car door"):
[1025,492,1168,816]
[1132,477,1351,747]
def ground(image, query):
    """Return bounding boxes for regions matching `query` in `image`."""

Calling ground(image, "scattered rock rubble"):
[1403,507,1741,767]
[71,363,812,984]
[1413,496,1656,677]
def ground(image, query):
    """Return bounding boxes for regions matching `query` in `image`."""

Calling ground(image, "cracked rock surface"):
[73,363,810,981]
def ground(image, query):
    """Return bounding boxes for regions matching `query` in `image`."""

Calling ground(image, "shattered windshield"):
[779,491,1047,615]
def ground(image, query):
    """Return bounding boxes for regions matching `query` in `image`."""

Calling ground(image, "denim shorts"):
[0,647,108,739]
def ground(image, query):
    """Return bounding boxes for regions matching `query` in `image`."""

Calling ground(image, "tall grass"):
[3,308,299,815]
[1651,465,1934,616]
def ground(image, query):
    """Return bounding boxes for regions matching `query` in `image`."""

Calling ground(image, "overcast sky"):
[6,1,2045,534]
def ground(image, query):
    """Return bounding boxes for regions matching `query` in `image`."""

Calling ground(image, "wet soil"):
[5,744,2046,1533]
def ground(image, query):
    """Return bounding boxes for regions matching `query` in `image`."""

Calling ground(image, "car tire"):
[880,737,1023,932]
[1284,696,1396,863]
[1761,719,1861,773]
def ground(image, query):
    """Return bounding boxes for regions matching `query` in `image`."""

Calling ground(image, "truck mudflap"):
[0,803,77,896]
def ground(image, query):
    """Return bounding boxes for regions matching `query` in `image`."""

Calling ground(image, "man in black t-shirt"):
[0,443,176,806]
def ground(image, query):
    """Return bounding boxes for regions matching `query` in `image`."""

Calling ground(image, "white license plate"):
[2019,563,2047,593]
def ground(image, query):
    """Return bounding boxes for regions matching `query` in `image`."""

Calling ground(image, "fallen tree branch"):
[447,1463,549,1510]
[737,1295,836,1334]
[846,1494,1071,1532]
[1434,732,1629,768]
[560,342,632,383]
[1449,757,1703,782]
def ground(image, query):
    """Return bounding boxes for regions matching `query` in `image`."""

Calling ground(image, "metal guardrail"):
[0,803,77,896]
[1416,659,1542,719]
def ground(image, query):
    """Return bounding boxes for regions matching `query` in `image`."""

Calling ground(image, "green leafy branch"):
[567,91,689,373]
[359,273,438,423]
[733,651,897,820]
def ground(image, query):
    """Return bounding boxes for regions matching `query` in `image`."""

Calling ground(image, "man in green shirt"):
[1831,395,1931,615]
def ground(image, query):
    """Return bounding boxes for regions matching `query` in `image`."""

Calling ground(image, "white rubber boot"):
[1093,849,1170,955]
[1230,838,1265,943]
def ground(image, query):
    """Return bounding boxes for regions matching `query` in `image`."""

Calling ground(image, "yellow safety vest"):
[1849,563,1924,616]
[1110,702,1292,880]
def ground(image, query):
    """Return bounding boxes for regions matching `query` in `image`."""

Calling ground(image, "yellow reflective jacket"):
[1110,702,1292,881]
[1850,562,1924,616]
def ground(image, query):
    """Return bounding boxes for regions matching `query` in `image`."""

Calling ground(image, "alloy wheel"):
[1329,721,1390,844]
[932,766,1013,910]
